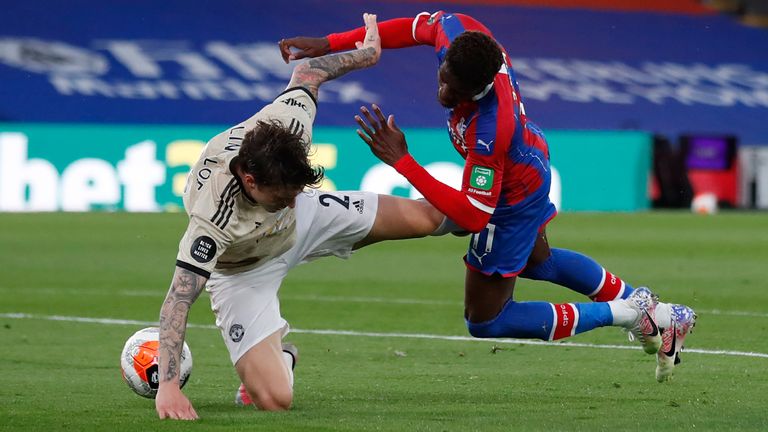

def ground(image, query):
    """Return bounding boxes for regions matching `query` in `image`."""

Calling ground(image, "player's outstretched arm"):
[155,266,207,421]
[279,17,418,63]
[279,36,330,63]
[356,104,491,233]
[355,104,408,166]
[286,13,380,100]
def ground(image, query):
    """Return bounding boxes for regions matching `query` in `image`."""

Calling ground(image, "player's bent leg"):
[235,342,297,406]
[463,268,647,342]
[354,195,444,248]
[463,269,516,323]
[520,230,636,301]
[235,329,294,411]
[463,269,567,340]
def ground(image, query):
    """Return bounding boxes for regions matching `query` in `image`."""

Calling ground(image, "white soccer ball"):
[120,327,192,399]
[691,193,718,215]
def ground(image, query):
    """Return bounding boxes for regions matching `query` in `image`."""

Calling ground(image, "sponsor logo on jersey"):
[191,235,217,263]
[352,199,365,214]
[469,166,494,191]
[210,178,240,229]
[281,97,309,113]
[449,117,469,153]
[469,248,488,266]
[467,188,492,196]
[476,138,494,154]
[288,118,305,137]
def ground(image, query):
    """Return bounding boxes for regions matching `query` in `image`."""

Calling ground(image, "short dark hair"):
[237,119,324,188]
[444,31,503,93]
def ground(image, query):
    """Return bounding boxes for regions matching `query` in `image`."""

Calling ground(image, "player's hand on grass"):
[355,104,408,166]
[156,385,198,421]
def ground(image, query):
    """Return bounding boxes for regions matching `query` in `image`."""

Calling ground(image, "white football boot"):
[625,287,662,354]
[656,305,696,382]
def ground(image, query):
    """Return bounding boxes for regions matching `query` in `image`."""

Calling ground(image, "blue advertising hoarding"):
[1,1,767,145]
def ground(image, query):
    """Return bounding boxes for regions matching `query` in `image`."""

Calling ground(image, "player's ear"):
[243,173,257,188]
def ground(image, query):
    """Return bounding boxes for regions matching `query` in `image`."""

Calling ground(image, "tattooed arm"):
[287,13,381,99]
[155,266,208,421]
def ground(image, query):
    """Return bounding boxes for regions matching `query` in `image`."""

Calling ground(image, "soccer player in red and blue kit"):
[280,11,696,381]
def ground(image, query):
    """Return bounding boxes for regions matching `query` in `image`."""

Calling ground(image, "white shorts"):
[206,189,378,364]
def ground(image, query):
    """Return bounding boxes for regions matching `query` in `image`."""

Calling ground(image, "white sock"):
[430,216,463,236]
[655,302,673,328]
[282,351,295,387]
[608,300,639,327]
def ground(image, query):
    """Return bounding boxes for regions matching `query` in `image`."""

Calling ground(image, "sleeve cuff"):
[326,33,339,51]
[393,153,419,175]
[412,12,430,42]
[277,86,318,110]
[176,260,211,279]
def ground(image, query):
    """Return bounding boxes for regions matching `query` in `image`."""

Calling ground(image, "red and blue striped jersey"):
[413,11,552,213]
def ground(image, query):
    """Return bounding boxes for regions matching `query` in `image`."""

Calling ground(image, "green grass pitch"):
[1,211,767,431]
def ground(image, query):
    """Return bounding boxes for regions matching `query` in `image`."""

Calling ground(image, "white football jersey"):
[176,87,317,277]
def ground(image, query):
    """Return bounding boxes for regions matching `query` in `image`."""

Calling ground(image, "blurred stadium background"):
[2,0,768,212]
[2,1,768,430]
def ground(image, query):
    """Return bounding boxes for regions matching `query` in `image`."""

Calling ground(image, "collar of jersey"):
[228,156,257,205]
[472,81,494,101]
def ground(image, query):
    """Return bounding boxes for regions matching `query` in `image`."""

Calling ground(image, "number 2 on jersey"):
[319,194,350,209]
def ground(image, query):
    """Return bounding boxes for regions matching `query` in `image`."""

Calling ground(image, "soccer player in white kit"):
[154,14,444,420]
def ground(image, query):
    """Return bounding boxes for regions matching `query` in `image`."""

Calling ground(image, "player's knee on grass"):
[464,304,506,338]
[465,300,552,340]
[466,313,502,338]
[235,331,294,411]
[466,314,548,340]
[245,382,293,411]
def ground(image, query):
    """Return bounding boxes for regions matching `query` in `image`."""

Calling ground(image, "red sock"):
[589,270,626,302]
